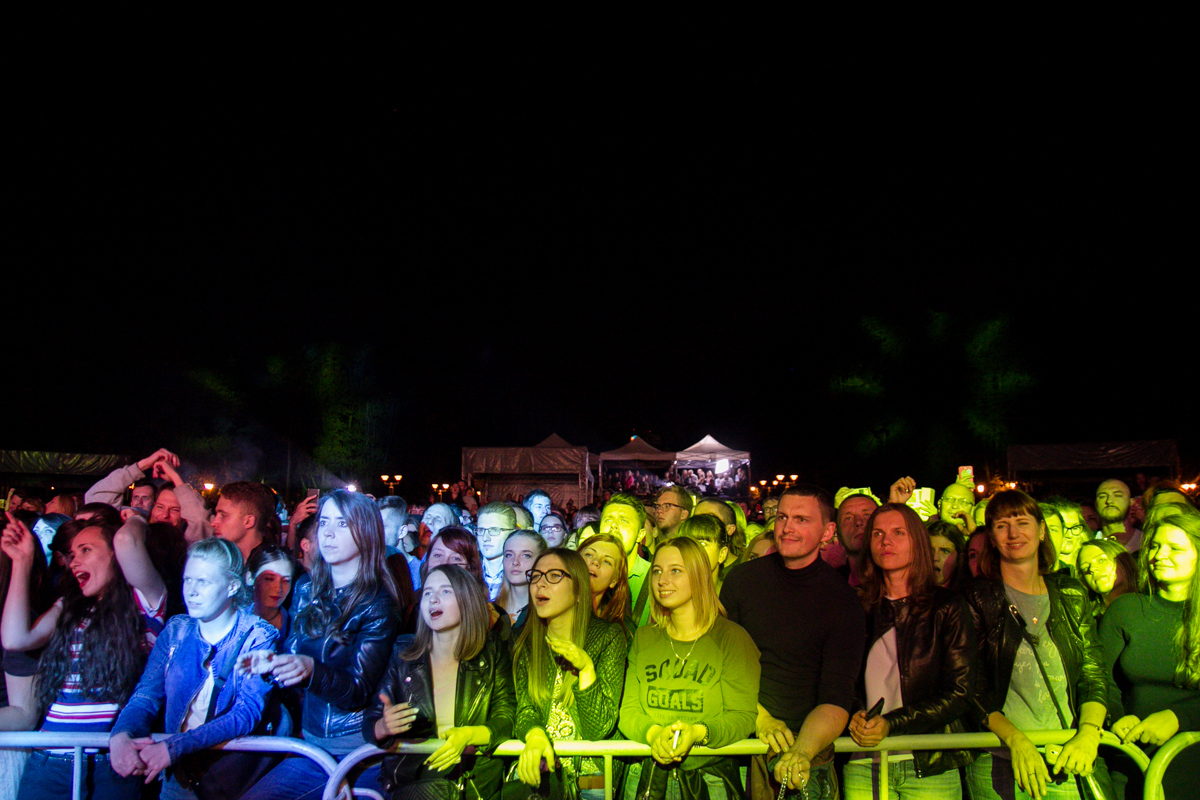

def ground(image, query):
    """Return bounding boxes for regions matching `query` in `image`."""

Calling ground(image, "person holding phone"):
[845,504,977,799]
[619,537,760,800]
[365,565,515,800]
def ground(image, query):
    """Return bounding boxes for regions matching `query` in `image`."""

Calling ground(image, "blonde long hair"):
[513,549,593,710]
[648,537,724,633]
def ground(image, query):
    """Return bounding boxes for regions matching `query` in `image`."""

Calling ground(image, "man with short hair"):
[523,490,552,529]
[721,484,865,800]
[211,481,277,563]
[832,491,878,584]
[600,493,652,626]
[378,496,409,550]
[417,502,458,559]
[476,502,517,600]
[129,478,157,516]
[1096,478,1143,551]
[653,486,693,539]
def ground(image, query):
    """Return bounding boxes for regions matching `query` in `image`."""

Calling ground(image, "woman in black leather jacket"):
[963,490,1109,800]
[845,503,976,800]
[241,489,402,800]
[365,565,516,800]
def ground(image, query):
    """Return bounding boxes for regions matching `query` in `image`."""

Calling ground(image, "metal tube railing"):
[320,729,1151,800]
[0,731,340,800]
[1143,730,1199,800]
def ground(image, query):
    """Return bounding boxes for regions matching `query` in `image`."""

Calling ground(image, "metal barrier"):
[0,731,339,800]
[1143,730,1199,800]
[322,729,1152,800]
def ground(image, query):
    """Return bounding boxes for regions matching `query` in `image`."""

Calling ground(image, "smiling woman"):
[619,537,760,800]
[964,490,1113,800]
[1099,513,1200,799]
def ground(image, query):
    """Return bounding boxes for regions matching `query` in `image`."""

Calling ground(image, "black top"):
[721,553,865,730]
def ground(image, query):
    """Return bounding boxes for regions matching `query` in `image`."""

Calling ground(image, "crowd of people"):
[1,448,1197,800]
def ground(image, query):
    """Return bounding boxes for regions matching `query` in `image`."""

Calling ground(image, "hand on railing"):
[517,728,556,786]
[848,711,889,748]
[755,708,794,754]
[1002,731,1050,800]
[132,738,173,783]
[1113,711,1179,747]
[109,732,148,777]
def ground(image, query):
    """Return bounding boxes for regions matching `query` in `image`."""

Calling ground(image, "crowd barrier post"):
[1143,730,1199,800]
[0,731,340,800]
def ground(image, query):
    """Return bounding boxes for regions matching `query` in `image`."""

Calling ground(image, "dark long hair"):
[296,490,399,644]
[36,522,147,717]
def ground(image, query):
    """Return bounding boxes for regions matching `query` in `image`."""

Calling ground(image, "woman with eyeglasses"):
[619,537,760,800]
[509,548,628,800]
[538,514,569,549]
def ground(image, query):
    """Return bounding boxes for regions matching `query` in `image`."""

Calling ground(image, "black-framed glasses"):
[527,568,574,585]
[477,527,513,539]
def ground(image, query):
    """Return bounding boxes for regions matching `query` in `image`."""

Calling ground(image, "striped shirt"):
[41,588,166,751]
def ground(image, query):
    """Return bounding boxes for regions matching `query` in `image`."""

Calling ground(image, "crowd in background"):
[1,448,1197,800]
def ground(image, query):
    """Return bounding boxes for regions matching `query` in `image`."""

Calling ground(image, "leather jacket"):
[287,575,401,739]
[964,573,1109,729]
[859,588,976,777]
[364,632,515,795]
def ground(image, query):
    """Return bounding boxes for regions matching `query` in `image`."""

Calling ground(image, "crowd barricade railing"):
[322,729,1151,800]
[0,731,339,800]
[1143,730,1199,800]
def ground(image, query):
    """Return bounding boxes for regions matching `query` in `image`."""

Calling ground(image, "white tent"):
[462,434,597,507]
[674,435,750,467]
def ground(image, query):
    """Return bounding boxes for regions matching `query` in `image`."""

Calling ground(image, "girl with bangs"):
[964,490,1111,800]
[510,548,628,800]
[1100,512,1200,799]
[365,565,515,800]
[239,489,401,800]
[619,536,760,800]
[844,504,976,799]
[675,515,734,595]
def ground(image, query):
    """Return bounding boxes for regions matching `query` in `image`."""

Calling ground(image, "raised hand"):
[888,477,916,504]
[137,448,179,472]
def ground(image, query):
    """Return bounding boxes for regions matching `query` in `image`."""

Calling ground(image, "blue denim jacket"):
[111,609,279,763]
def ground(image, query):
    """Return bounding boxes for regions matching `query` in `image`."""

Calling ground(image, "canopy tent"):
[671,435,752,499]
[1,450,128,493]
[462,434,597,508]
[1008,440,1180,482]
[673,435,750,468]
[597,438,677,497]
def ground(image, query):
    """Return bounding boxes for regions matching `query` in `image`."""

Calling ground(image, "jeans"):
[966,753,1082,800]
[240,731,380,800]
[842,760,961,800]
[16,750,142,800]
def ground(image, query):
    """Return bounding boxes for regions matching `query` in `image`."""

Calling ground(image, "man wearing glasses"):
[476,502,517,600]
[650,486,693,550]
[937,482,976,535]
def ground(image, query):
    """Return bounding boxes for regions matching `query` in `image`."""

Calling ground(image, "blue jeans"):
[16,750,142,800]
[842,760,961,800]
[966,753,1082,800]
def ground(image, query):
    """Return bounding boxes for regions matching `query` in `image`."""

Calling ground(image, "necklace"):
[667,628,701,666]
[259,607,282,623]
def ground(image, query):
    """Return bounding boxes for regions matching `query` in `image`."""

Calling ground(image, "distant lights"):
[976,484,986,493]
[347,484,358,493]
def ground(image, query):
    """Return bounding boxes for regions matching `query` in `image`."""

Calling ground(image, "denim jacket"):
[111,609,279,764]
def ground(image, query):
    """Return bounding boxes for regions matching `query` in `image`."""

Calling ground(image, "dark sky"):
[5,56,1193,500]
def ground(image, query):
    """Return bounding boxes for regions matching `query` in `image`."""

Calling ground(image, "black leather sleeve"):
[884,593,977,735]
[307,590,401,712]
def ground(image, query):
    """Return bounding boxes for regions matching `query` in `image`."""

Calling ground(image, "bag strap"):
[1007,603,1071,729]
[633,573,652,623]
[206,625,257,723]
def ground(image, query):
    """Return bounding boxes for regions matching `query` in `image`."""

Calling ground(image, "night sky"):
[6,56,1193,502]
